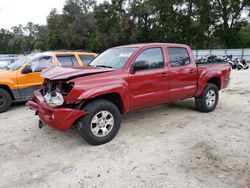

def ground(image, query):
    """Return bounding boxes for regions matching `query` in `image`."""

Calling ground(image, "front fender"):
[77,83,130,113]
[0,79,17,89]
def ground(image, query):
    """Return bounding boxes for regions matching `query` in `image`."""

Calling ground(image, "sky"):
[0,0,248,30]
[0,0,106,30]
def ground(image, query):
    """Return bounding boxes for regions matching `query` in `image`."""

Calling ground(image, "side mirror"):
[21,65,32,74]
[131,60,149,73]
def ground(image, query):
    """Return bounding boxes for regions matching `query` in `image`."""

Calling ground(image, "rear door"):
[167,47,198,101]
[127,47,170,109]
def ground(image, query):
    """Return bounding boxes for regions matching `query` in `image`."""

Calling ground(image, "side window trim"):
[131,47,165,71]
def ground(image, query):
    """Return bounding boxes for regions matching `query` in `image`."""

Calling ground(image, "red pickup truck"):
[27,43,231,145]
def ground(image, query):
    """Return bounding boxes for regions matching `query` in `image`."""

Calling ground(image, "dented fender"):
[77,83,131,113]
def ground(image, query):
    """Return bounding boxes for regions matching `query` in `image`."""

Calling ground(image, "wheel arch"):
[207,77,221,90]
[0,84,15,100]
[80,92,126,114]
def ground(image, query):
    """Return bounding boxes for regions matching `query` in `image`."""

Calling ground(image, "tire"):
[195,83,219,113]
[0,88,12,113]
[78,99,121,145]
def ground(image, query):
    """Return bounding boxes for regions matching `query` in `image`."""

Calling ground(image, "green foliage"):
[34,41,46,51]
[0,0,249,54]
[212,0,250,48]
[239,25,250,47]
[0,29,14,53]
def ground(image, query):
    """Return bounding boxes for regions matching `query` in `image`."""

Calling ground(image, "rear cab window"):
[56,55,79,67]
[79,55,95,65]
[167,47,190,67]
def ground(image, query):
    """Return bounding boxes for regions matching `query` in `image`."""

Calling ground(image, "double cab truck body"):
[27,43,231,145]
[0,51,96,112]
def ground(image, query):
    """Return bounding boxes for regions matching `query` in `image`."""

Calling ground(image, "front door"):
[127,47,170,110]
[17,56,53,99]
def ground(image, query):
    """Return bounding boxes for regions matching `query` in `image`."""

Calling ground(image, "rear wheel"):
[195,83,219,113]
[0,89,12,113]
[78,99,121,145]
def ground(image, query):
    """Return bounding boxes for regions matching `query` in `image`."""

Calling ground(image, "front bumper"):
[26,90,86,132]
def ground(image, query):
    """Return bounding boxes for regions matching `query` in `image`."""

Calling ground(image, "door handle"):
[161,72,167,78]
[189,69,195,74]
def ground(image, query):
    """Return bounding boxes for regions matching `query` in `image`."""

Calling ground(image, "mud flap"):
[38,120,46,129]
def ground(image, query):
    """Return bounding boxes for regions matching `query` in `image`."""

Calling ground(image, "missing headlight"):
[43,79,74,96]
[60,82,74,95]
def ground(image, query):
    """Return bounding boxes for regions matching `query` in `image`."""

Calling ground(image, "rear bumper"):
[26,90,86,132]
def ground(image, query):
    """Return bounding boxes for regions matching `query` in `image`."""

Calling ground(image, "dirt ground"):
[0,69,250,188]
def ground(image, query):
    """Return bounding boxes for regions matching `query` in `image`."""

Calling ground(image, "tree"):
[0,29,13,53]
[47,9,68,50]
[47,0,97,51]
[213,0,250,48]
[0,0,249,54]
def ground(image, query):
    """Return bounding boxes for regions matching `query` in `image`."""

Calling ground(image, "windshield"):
[89,47,137,69]
[0,60,11,67]
[6,57,29,70]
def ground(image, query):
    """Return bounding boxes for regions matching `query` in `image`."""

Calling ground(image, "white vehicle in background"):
[235,58,249,70]
[0,55,23,69]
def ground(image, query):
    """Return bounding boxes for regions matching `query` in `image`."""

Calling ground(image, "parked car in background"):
[0,55,22,69]
[27,43,231,145]
[0,51,97,113]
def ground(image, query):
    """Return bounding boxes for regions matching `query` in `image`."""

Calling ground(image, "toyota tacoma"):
[27,43,231,145]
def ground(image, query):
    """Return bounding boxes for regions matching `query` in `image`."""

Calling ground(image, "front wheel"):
[195,83,219,113]
[78,99,121,145]
[0,89,12,113]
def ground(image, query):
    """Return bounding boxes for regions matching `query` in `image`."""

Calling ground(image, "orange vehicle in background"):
[0,51,97,112]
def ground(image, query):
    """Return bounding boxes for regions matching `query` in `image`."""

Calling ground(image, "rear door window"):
[56,55,79,67]
[79,55,95,64]
[39,56,53,69]
[167,47,190,67]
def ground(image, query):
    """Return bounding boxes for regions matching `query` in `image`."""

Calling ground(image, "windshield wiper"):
[96,65,113,69]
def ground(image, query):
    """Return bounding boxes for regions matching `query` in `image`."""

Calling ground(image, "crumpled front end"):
[26,79,86,132]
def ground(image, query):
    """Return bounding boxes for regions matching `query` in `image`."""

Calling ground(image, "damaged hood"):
[41,66,114,80]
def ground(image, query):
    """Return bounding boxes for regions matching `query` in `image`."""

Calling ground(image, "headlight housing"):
[43,79,75,107]
[44,91,64,107]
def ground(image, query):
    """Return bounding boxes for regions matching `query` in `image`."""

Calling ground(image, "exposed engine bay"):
[42,79,74,107]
